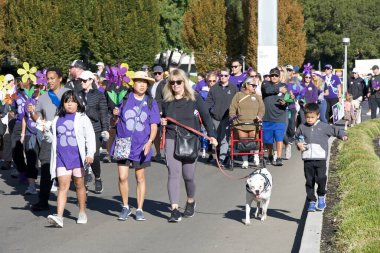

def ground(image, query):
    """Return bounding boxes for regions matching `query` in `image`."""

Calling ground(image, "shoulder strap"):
[238,94,251,104]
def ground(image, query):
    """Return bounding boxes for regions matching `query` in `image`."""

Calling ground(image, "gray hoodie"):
[295,120,346,160]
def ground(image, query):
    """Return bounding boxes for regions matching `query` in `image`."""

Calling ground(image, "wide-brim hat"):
[132,71,155,85]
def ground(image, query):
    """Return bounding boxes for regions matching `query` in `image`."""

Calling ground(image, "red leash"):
[161,117,249,180]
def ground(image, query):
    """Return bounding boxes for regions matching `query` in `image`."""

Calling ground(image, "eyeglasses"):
[305,76,311,79]
[220,74,229,77]
[231,65,240,68]
[270,74,279,78]
[169,80,183,86]
[80,79,91,82]
[208,80,217,83]
[154,72,162,75]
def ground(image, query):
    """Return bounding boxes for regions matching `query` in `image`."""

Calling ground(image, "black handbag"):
[237,141,257,152]
[174,127,199,161]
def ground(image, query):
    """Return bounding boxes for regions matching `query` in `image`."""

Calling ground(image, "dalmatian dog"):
[245,168,272,225]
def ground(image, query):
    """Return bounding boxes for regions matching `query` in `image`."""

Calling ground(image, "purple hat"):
[324,64,333,70]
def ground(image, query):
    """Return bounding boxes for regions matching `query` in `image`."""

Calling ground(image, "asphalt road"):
[0,145,307,253]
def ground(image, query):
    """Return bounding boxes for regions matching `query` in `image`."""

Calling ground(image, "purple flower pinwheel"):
[303,63,313,75]
[116,64,130,87]
[105,65,118,86]
[36,69,47,87]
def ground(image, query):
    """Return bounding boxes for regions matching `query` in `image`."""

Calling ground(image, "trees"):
[225,0,245,61]
[278,0,306,67]
[182,0,227,73]
[242,0,258,68]
[301,0,380,69]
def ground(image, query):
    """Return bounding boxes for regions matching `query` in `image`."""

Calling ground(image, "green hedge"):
[334,119,380,252]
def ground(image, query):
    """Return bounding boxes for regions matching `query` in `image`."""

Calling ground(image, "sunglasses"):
[231,65,240,68]
[80,78,92,82]
[154,72,162,75]
[249,83,257,87]
[208,80,217,83]
[305,76,311,79]
[250,75,257,78]
[220,74,229,77]
[169,80,183,86]
[270,74,279,78]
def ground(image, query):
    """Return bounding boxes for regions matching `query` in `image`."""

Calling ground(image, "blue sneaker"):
[317,196,326,211]
[307,201,316,212]
[135,209,146,221]
[118,206,132,221]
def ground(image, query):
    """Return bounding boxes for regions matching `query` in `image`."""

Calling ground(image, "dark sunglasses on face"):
[208,80,217,83]
[231,65,240,68]
[220,74,229,77]
[249,83,257,87]
[250,75,257,78]
[305,76,311,79]
[154,72,162,75]
[270,74,279,78]
[169,80,183,85]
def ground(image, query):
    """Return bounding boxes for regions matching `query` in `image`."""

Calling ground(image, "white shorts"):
[56,167,84,178]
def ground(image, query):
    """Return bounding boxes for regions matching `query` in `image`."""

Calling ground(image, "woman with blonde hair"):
[161,69,217,222]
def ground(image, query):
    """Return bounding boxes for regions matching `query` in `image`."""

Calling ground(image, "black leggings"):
[325,98,339,123]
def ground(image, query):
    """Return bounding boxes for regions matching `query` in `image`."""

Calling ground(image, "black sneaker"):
[31,202,50,212]
[102,155,111,163]
[168,208,182,222]
[183,201,196,218]
[207,154,214,163]
[267,156,274,165]
[95,178,103,194]
[275,158,283,166]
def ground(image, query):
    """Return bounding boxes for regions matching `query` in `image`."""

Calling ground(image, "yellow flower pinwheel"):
[17,62,37,83]
[121,62,135,87]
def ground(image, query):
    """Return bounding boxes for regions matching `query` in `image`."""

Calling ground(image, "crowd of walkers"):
[0,59,378,226]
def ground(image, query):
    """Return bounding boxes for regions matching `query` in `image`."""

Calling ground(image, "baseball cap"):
[96,62,105,67]
[153,65,163,73]
[4,74,15,82]
[78,70,95,80]
[324,64,333,70]
[69,60,85,69]
[371,65,379,70]
[269,68,280,76]
[352,68,359,73]
[285,65,294,71]
[141,64,148,71]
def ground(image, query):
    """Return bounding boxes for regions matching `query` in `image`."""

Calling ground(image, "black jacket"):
[348,77,365,100]
[205,82,238,121]
[78,89,109,132]
[153,79,167,113]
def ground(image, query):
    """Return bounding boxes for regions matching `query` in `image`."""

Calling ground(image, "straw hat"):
[132,71,155,85]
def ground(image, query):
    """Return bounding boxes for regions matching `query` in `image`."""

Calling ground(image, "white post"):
[342,38,350,98]
[257,0,278,75]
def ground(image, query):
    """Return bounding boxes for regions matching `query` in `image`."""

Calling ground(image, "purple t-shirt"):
[194,80,207,93]
[115,93,160,162]
[25,113,38,136]
[13,92,27,123]
[56,113,82,169]
[229,72,248,90]
[300,82,319,104]
[323,74,341,99]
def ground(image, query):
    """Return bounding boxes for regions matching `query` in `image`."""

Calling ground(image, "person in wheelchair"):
[229,77,265,168]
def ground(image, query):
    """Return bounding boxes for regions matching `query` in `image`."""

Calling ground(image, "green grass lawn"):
[334,119,380,252]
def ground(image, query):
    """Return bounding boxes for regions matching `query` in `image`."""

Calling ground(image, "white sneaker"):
[25,185,37,195]
[77,212,87,224]
[377,108,379,115]
[285,144,292,160]
[273,151,278,162]
[253,155,260,166]
[47,214,63,228]
[366,111,371,116]
[242,161,249,169]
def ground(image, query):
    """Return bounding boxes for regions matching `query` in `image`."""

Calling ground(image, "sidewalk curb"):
[299,138,334,253]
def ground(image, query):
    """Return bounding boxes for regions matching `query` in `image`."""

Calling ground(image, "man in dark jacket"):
[368,65,380,119]
[205,67,238,169]
[149,65,166,161]
[65,60,86,93]
[348,68,366,123]
[78,71,109,193]
[261,68,288,166]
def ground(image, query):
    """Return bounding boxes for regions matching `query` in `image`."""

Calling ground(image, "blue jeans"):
[318,100,327,123]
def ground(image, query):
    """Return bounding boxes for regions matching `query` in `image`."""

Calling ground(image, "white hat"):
[4,74,14,82]
[286,65,294,71]
[78,70,95,80]
[352,68,359,73]
[132,71,155,85]
[96,62,105,67]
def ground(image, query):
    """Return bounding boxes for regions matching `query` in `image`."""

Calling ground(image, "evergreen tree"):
[0,0,6,63]
[182,0,227,73]
[225,0,245,61]
[243,0,258,68]
[278,0,306,67]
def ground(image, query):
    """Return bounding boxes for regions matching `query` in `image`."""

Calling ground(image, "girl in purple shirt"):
[47,90,96,228]
[111,71,160,222]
